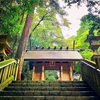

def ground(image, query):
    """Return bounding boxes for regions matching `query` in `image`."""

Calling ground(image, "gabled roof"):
[24,50,83,61]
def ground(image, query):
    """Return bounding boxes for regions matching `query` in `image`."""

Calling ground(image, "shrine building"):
[24,47,83,81]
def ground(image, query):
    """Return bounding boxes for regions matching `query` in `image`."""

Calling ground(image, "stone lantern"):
[85,34,100,69]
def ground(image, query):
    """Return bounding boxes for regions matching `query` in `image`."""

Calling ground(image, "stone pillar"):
[32,65,35,80]
[41,65,44,80]
[60,65,63,80]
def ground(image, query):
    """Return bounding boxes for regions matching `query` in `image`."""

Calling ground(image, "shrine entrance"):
[24,48,83,81]
[30,60,74,81]
[45,70,59,81]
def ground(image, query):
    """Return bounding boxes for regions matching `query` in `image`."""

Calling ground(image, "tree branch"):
[29,12,48,38]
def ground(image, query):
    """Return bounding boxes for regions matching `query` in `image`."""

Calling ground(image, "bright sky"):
[57,0,88,38]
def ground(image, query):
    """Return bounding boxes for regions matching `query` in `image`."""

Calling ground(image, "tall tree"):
[0,0,39,58]
[29,0,70,49]
[16,0,40,80]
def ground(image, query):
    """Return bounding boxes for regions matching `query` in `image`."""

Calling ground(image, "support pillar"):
[41,65,44,80]
[60,65,63,80]
[69,64,73,81]
[32,65,35,80]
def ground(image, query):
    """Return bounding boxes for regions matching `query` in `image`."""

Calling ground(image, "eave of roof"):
[24,50,83,61]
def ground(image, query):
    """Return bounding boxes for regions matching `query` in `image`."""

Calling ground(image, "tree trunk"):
[16,11,34,80]
[11,10,26,58]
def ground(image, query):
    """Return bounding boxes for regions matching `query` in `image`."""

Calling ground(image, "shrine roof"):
[24,49,83,61]
[0,34,13,42]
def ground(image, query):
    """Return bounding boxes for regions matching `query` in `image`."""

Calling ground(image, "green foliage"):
[0,0,40,34]
[28,0,71,49]
[39,0,48,7]
[1,0,100,79]
[63,18,71,28]
[45,70,58,81]
[65,13,100,73]
[81,49,93,60]
[21,61,32,80]
[64,36,75,48]
[0,0,40,58]
[29,6,67,48]
[75,30,89,49]
[74,14,100,60]
[75,62,81,73]
[81,14,100,36]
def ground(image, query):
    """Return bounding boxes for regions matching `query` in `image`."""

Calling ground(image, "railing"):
[0,59,18,89]
[81,59,100,96]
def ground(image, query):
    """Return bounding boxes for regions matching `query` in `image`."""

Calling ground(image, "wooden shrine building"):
[24,48,83,81]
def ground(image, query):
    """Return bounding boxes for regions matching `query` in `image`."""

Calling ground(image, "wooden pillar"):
[41,65,44,80]
[60,65,63,80]
[32,65,35,80]
[69,63,73,81]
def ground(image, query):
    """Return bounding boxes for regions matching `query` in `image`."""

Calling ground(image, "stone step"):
[4,86,92,91]
[12,80,85,84]
[9,82,88,87]
[0,96,99,100]
[0,81,99,100]
[0,91,97,96]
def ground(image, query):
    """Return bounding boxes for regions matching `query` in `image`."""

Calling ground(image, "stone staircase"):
[0,81,99,100]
